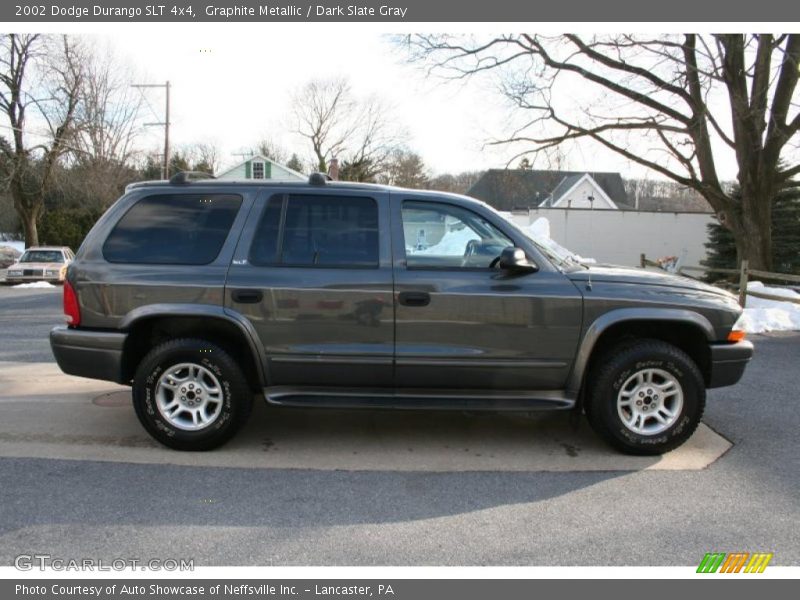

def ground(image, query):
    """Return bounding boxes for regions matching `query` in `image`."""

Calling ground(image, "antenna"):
[586,194,594,291]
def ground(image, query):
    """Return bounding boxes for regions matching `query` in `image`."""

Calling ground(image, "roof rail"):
[308,172,331,186]
[169,171,216,185]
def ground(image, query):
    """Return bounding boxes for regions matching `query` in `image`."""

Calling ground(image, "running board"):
[263,386,575,411]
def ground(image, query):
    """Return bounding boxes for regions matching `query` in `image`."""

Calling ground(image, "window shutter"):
[265,161,272,179]
[245,161,251,178]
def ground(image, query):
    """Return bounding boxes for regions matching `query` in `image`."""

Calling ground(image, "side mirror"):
[498,247,538,273]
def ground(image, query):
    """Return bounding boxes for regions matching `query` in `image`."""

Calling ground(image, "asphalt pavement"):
[0,286,797,566]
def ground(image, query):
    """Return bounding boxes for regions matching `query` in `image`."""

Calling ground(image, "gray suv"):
[50,172,753,454]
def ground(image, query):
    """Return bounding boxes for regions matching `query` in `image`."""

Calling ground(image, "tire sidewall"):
[595,348,704,452]
[134,342,243,448]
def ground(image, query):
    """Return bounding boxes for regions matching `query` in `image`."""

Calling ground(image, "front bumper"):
[708,339,754,388]
[6,274,65,284]
[50,325,128,384]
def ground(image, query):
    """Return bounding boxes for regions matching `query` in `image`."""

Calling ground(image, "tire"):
[133,338,253,451]
[585,339,705,455]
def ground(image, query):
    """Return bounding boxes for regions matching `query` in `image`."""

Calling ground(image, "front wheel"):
[585,339,705,455]
[133,338,253,451]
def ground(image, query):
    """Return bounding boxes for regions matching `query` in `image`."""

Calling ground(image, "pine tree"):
[703,181,800,279]
[286,153,305,174]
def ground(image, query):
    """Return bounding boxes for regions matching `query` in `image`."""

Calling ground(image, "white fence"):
[508,208,715,268]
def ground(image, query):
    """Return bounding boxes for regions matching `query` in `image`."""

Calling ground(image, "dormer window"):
[252,160,265,179]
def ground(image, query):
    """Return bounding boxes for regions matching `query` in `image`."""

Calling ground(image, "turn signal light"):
[727,330,746,342]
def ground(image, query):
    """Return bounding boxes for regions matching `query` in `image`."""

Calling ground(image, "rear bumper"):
[708,339,754,388]
[50,325,128,384]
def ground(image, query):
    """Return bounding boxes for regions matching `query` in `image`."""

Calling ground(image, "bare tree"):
[402,34,800,270]
[66,43,145,210]
[380,148,429,188]
[342,94,406,181]
[291,78,356,172]
[184,142,221,174]
[253,137,289,164]
[291,78,406,178]
[427,170,484,195]
[73,45,142,167]
[0,34,86,246]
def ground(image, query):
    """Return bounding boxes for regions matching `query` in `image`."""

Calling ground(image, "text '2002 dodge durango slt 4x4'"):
[50,172,753,454]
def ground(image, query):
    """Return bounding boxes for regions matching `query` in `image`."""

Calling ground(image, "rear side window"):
[249,194,379,268]
[103,194,242,264]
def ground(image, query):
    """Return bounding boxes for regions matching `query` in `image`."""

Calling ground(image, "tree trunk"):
[17,203,41,248]
[739,186,773,272]
[713,186,773,272]
[21,210,39,248]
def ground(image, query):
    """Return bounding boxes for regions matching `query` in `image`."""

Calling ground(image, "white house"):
[467,169,630,212]
[216,155,305,181]
[540,172,619,209]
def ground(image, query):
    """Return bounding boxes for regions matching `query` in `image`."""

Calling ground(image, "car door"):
[225,188,394,387]
[391,194,583,391]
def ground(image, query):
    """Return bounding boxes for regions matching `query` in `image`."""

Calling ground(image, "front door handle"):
[398,291,431,307]
[231,289,263,304]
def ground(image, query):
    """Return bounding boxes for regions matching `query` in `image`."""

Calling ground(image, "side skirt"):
[263,386,576,411]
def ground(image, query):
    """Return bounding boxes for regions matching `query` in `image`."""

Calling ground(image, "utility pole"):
[164,81,170,178]
[132,80,171,179]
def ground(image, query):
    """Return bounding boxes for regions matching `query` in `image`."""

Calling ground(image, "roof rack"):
[308,172,331,186]
[169,171,216,185]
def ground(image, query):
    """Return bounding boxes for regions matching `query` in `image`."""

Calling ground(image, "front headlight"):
[7,270,22,276]
[45,269,60,276]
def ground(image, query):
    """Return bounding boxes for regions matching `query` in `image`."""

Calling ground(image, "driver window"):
[402,201,513,269]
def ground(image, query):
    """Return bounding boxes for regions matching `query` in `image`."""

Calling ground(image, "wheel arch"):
[568,308,715,397]
[119,304,267,391]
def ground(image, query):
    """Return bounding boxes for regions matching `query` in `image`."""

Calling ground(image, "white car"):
[5,246,74,284]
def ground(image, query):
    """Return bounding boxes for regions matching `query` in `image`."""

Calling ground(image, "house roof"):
[467,169,632,210]
[549,174,583,204]
[216,154,306,180]
[548,172,618,209]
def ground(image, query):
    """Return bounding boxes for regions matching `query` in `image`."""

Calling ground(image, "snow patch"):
[0,241,25,254]
[416,227,479,255]
[737,281,800,333]
[12,281,56,289]
[528,216,550,240]
[501,214,597,264]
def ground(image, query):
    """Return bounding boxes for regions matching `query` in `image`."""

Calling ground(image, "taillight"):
[63,280,81,327]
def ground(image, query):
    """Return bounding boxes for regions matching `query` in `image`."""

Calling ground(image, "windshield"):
[19,250,64,263]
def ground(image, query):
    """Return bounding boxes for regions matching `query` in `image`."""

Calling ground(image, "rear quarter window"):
[103,194,242,265]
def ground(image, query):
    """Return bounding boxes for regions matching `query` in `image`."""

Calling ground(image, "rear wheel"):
[133,338,253,450]
[585,339,705,455]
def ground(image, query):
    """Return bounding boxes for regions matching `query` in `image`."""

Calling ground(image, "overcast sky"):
[72,30,748,179]
[7,23,768,180]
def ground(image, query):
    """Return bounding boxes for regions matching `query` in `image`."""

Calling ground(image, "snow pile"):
[515,216,597,265]
[736,281,800,333]
[416,227,479,255]
[528,216,550,240]
[12,281,56,289]
[0,241,25,254]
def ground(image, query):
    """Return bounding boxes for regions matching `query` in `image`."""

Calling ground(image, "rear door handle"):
[231,289,263,304]
[398,291,431,307]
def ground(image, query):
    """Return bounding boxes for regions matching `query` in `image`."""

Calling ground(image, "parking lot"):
[0,285,798,566]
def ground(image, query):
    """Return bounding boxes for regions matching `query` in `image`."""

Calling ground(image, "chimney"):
[328,157,339,181]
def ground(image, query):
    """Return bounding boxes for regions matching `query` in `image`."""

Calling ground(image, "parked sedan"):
[5,246,74,284]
